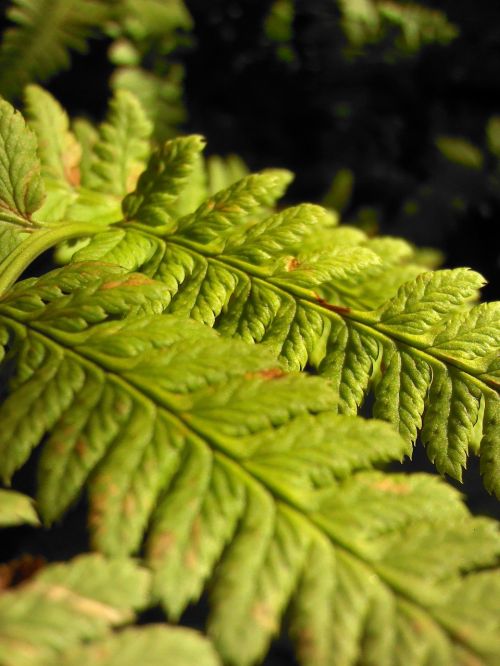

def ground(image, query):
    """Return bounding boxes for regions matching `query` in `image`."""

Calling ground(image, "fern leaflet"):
[0,489,39,527]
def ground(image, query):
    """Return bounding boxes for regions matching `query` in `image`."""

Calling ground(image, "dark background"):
[182,0,500,301]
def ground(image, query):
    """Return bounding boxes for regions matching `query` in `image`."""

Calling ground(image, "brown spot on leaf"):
[100,275,155,290]
[245,368,286,380]
[52,440,67,455]
[252,602,278,631]
[114,400,129,416]
[293,627,318,663]
[123,494,136,518]
[410,618,427,635]
[89,480,119,526]
[62,135,82,187]
[371,478,410,495]
[75,439,87,459]
[259,368,286,380]
[191,516,202,545]
[184,548,198,569]
[0,555,46,590]
[286,257,300,271]
[453,626,475,644]
[148,531,176,561]
[183,517,202,568]
[313,292,351,314]
[43,585,124,622]
[65,164,81,187]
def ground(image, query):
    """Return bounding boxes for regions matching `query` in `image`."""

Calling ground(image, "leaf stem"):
[0,222,103,296]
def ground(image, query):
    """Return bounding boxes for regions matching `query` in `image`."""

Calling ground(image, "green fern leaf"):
[0,554,150,666]
[0,0,111,100]
[23,83,83,226]
[0,264,498,666]
[111,65,187,143]
[271,247,380,290]
[1,88,497,498]
[110,0,192,49]
[107,0,192,141]
[122,134,206,228]
[338,0,458,54]
[206,153,249,195]
[430,301,500,369]
[0,95,49,289]
[84,89,152,198]
[224,204,336,266]
[297,227,428,309]
[72,117,99,185]
[0,98,45,234]
[173,169,294,247]
[375,268,484,338]
[72,136,500,494]
[18,84,151,235]
[432,571,500,663]
[0,93,124,294]
[0,489,39,526]
[58,625,221,666]
[24,84,80,188]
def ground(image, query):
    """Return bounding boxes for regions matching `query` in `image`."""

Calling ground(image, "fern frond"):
[0,0,111,100]
[0,90,157,294]
[122,134,206,228]
[436,135,484,170]
[69,135,500,494]
[0,264,499,666]
[109,0,192,51]
[22,84,83,226]
[0,554,151,665]
[0,95,51,287]
[338,0,459,55]
[0,489,39,526]
[0,98,45,233]
[24,85,80,188]
[25,86,152,220]
[2,88,498,492]
[84,89,152,198]
[294,226,434,309]
[107,0,192,141]
[173,169,294,247]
